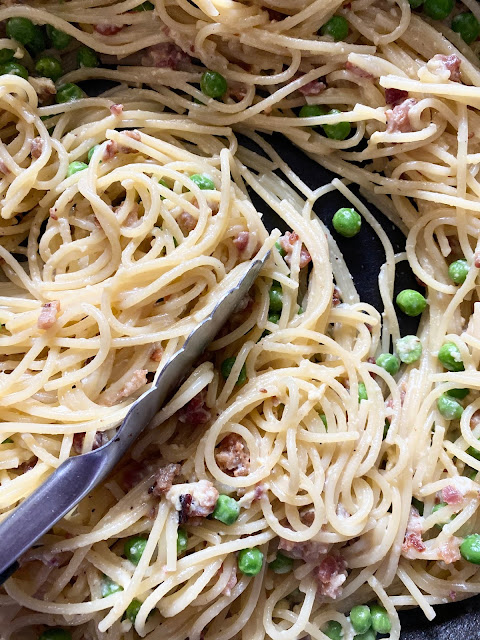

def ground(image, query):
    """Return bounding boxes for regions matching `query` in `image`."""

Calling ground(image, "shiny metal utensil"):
[0,253,268,585]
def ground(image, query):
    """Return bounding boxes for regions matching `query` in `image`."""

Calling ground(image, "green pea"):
[0,49,15,65]
[35,56,63,81]
[133,1,155,9]
[370,604,391,634]
[237,547,264,576]
[448,259,469,285]
[323,109,351,140]
[375,353,400,376]
[320,15,349,41]
[332,207,361,238]
[467,438,480,460]
[190,173,215,190]
[437,393,463,420]
[353,631,376,640]
[268,312,280,324]
[447,388,469,399]
[396,289,427,317]
[460,534,480,564]
[423,0,454,19]
[221,357,247,386]
[101,575,123,597]
[431,502,455,528]
[412,497,424,515]
[46,24,72,50]
[451,12,479,44]
[177,528,188,555]
[275,240,286,257]
[38,630,72,640]
[269,552,293,574]
[27,25,47,56]
[200,70,228,99]
[125,598,142,623]
[358,382,368,402]
[269,285,283,312]
[322,620,343,640]
[350,605,372,634]
[396,335,422,364]
[212,494,240,525]
[56,83,84,104]
[124,536,147,565]
[67,161,88,177]
[299,104,327,125]
[6,17,36,46]
[77,46,99,69]
[88,145,101,163]
[2,438,13,444]
[0,62,28,80]
[408,0,424,8]
[437,342,464,372]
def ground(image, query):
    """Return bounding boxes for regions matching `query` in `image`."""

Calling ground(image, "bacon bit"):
[19,548,71,568]
[441,485,463,505]
[37,300,60,330]
[109,103,123,116]
[278,538,330,563]
[125,206,139,228]
[120,460,147,492]
[313,555,348,599]
[279,231,311,268]
[438,537,461,564]
[430,54,461,83]
[300,509,315,526]
[150,347,163,362]
[178,390,211,426]
[31,137,43,159]
[474,252,480,268]
[298,79,326,96]
[152,463,181,497]
[49,207,58,220]
[254,483,265,500]
[125,129,141,141]
[345,62,373,79]
[93,215,101,228]
[332,286,342,306]
[402,507,426,557]
[222,566,237,597]
[103,140,117,160]
[449,590,457,601]
[215,434,250,477]
[177,211,197,234]
[167,480,219,523]
[386,98,417,134]
[141,43,190,70]
[73,431,107,454]
[228,84,248,101]
[18,456,38,473]
[94,23,124,35]
[233,231,249,252]
[0,160,10,175]
[385,88,408,106]
[102,369,148,406]
[259,388,267,393]
[29,76,56,104]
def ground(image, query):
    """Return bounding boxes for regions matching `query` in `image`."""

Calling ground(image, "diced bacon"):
[73,431,107,454]
[94,23,124,35]
[31,137,43,159]
[0,160,9,175]
[474,252,480,268]
[37,300,60,330]
[103,140,117,160]
[313,555,348,599]
[109,103,123,116]
[177,211,197,234]
[29,77,56,104]
[402,507,426,557]
[49,208,58,220]
[385,88,408,107]
[178,390,211,426]
[19,548,71,568]
[386,98,417,134]
[449,590,457,601]
[278,538,330,564]
[141,43,190,70]
[152,463,181,497]
[441,485,463,505]
[429,54,461,83]
[18,456,38,473]
[215,434,250,477]
[102,369,148,406]
[125,129,141,141]
[254,483,265,500]
[437,537,461,564]
[298,79,326,96]
[228,84,248,101]
[124,204,140,227]
[345,61,373,79]
[222,566,237,597]
[300,509,315,526]
[166,480,219,523]
[233,231,249,252]
[279,231,311,268]
[150,346,163,362]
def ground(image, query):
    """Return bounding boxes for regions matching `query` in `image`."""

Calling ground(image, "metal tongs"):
[0,253,268,584]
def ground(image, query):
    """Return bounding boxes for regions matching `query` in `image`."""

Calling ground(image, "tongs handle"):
[0,254,268,584]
